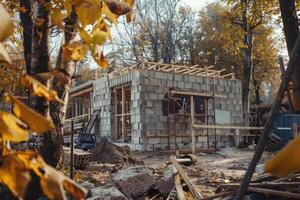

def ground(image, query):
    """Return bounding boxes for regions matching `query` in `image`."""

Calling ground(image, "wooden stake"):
[190,96,195,154]
[170,156,202,199]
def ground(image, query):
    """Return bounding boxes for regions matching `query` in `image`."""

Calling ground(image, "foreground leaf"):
[6,95,53,133]
[0,111,28,142]
[36,69,71,85]
[62,41,89,62]
[20,75,64,104]
[51,7,65,27]
[0,155,31,198]
[0,4,13,42]
[265,135,300,178]
[105,0,132,15]
[41,164,87,200]
[93,51,109,68]
[76,0,102,27]
[102,1,118,25]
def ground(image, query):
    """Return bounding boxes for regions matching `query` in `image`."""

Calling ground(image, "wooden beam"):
[173,167,186,200]
[220,73,235,79]
[121,86,125,142]
[170,156,202,199]
[247,187,300,199]
[170,90,227,98]
[193,124,264,130]
[190,96,195,154]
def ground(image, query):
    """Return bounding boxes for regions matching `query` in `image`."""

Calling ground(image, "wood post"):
[190,96,195,154]
[121,86,125,142]
[70,120,74,179]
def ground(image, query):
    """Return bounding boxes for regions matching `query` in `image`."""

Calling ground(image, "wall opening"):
[111,84,132,142]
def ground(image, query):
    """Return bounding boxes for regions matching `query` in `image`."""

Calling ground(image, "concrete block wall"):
[92,76,111,140]
[92,69,242,151]
[139,70,242,150]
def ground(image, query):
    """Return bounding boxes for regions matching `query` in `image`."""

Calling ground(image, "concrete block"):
[113,166,155,198]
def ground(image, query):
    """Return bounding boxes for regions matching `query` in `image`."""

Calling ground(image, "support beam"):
[121,86,125,142]
[190,96,195,154]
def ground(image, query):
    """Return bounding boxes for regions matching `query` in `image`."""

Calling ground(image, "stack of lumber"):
[63,147,92,169]
[215,172,300,199]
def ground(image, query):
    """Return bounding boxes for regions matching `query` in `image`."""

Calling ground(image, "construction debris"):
[64,146,92,169]
[157,165,175,196]
[90,138,144,168]
[87,185,127,200]
[112,166,156,198]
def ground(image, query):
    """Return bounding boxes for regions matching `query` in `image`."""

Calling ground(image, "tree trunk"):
[20,0,32,74]
[279,0,300,110]
[241,0,253,126]
[253,79,261,105]
[25,2,50,199]
[44,10,78,167]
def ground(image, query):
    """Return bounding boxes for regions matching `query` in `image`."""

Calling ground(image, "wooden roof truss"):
[140,61,235,79]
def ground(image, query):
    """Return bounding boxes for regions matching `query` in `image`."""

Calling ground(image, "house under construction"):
[66,62,245,151]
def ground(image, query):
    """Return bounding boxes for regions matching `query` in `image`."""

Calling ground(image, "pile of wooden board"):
[218,172,300,199]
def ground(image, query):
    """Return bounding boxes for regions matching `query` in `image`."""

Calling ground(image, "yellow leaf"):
[93,19,112,41]
[0,43,12,66]
[0,155,31,198]
[62,41,89,62]
[36,69,71,85]
[19,6,28,14]
[93,52,109,68]
[102,1,118,25]
[0,111,28,142]
[35,18,45,27]
[0,4,13,42]
[76,0,102,27]
[124,0,135,7]
[79,26,92,44]
[6,95,53,133]
[105,0,132,15]
[126,12,134,23]
[265,135,300,178]
[51,7,65,27]
[20,75,64,104]
[40,164,87,200]
[64,0,72,17]
[92,28,108,46]
[15,152,88,200]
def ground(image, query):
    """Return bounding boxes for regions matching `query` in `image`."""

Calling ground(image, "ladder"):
[82,110,100,134]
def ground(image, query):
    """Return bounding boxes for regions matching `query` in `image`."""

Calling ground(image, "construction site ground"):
[73,144,274,199]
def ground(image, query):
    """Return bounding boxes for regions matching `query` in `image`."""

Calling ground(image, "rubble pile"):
[90,139,144,168]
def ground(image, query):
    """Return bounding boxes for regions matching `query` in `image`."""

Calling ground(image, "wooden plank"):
[121,86,125,142]
[221,182,300,188]
[170,156,202,199]
[174,172,186,200]
[170,90,227,98]
[193,124,264,130]
[247,187,300,199]
[190,96,195,154]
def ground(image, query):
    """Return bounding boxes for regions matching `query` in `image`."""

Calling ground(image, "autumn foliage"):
[0,0,134,199]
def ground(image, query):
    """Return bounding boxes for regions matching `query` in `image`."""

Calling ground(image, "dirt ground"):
[75,147,274,199]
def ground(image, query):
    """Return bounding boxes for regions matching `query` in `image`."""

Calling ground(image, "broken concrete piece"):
[157,165,175,196]
[113,166,155,198]
[80,181,95,190]
[88,185,127,200]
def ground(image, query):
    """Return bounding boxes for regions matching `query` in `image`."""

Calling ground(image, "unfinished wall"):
[138,70,243,151]
[92,69,243,151]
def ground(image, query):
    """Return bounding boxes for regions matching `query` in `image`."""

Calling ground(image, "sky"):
[181,0,214,11]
